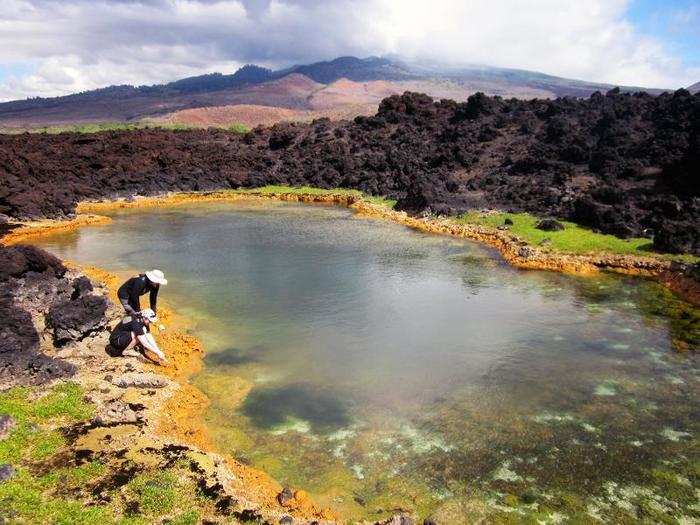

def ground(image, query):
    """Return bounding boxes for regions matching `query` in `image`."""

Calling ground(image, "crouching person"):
[109,308,167,365]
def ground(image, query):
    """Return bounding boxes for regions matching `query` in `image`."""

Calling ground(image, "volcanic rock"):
[535,219,565,231]
[277,486,294,506]
[47,294,108,345]
[0,90,698,254]
[0,464,14,482]
[0,245,66,282]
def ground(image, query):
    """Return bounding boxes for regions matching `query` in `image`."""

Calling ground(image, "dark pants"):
[109,329,133,351]
[118,294,140,316]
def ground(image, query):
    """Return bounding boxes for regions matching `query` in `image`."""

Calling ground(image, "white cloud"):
[0,0,697,102]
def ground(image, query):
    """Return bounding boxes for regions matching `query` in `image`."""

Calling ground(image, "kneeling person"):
[109,308,167,364]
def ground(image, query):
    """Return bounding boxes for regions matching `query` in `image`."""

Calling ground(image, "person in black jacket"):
[117,269,167,317]
[109,308,167,364]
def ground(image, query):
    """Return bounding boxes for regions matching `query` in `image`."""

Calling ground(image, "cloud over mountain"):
[0,0,698,101]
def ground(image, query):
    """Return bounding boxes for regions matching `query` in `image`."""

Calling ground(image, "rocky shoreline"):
[1,190,698,523]
[0,242,352,523]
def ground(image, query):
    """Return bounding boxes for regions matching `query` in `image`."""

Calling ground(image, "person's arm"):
[136,331,166,362]
[150,285,159,313]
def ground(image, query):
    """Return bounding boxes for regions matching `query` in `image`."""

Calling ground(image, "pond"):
[29,200,699,522]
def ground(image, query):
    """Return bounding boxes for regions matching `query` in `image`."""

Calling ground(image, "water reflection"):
[29,201,699,522]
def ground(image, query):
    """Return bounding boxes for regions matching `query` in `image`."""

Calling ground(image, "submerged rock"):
[380,515,414,525]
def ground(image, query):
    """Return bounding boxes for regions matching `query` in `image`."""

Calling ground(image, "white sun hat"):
[140,308,158,323]
[145,269,168,285]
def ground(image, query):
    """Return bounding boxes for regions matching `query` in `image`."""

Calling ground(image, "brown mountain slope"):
[0,73,324,128]
[154,77,555,129]
[150,103,377,129]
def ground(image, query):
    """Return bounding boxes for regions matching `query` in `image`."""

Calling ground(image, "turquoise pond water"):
[30,200,699,522]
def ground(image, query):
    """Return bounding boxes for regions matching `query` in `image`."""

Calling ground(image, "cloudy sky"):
[0,0,698,101]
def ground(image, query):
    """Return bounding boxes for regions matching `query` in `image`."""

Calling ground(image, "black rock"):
[279,516,293,525]
[71,276,94,298]
[0,298,40,354]
[504,217,514,225]
[0,464,14,482]
[47,294,108,345]
[535,218,565,232]
[654,220,700,254]
[0,245,66,282]
[277,486,294,506]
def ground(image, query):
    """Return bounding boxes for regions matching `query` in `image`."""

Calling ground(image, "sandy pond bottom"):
[30,201,699,522]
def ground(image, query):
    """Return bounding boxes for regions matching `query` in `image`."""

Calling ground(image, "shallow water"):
[30,201,699,522]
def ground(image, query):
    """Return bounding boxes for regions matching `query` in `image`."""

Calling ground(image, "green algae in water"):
[28,201,700,522]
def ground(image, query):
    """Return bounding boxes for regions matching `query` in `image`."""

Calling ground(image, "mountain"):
[0,56,671,129]
[688,82,700,94]
[280,56,416,83]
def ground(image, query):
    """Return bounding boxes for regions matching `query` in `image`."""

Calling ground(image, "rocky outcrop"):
[1,89,698,254]
[47,294,108,345]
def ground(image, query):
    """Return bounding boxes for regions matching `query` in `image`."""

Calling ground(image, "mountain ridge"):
[0,56,674,128]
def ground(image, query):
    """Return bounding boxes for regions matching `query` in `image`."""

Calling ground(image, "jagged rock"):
[0,298,39,354]
[535,218,565,232]
[0,464,14,482]
[71,276,94,298]
[654,220,700,254]
[277,486,294,506]
[47,294,108,345]
[0,245,66,282]
[112,372,170,389]
[0,415,16,440]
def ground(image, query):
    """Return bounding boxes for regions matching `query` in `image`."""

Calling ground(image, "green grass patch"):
[0,120,250,135]
[0,382,92,464]
[0,384,111,523]
[235,185,397,209]
[0,469,110,525]
[457,211,698,262]
[0,383,219,523]
[124,469,216,521]
[127,471,178,515]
